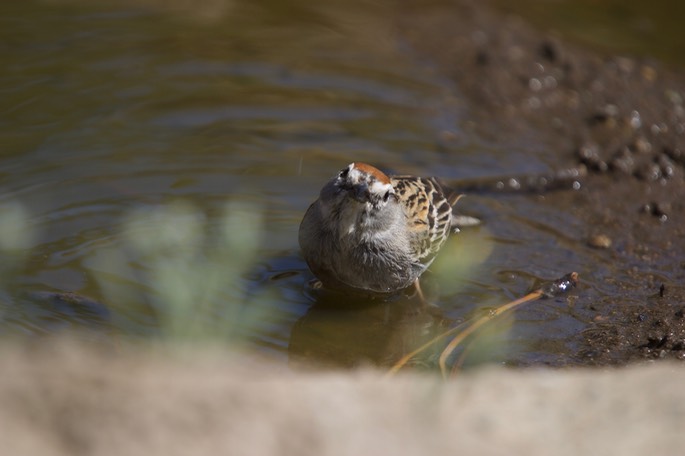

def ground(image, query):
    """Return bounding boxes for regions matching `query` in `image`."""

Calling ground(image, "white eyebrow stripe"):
[369,180,393,194]
[348,167,364,183]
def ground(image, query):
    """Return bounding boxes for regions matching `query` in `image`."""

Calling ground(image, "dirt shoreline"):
[396,0,685,365]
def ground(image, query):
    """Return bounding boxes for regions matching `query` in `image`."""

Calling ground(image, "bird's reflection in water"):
[288,281,454,370]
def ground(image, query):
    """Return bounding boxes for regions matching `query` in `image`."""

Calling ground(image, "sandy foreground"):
[1,341,683,456]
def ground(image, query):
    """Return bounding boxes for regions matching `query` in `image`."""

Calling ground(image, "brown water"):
[1,0,676,370]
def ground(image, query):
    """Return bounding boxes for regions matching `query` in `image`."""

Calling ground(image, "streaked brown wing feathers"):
[391,176,452,265]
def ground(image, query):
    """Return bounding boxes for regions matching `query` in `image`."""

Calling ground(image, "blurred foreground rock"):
[1,341,683,456]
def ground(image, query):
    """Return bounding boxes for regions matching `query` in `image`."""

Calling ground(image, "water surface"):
[2,0,663,370]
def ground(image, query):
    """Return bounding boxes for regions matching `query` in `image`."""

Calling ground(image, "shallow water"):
[1,0,672,370]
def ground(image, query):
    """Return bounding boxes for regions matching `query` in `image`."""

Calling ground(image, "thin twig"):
[438,290,542,378]
[439,272,579,378]
[385,319,470,377]
[387,272,579,378]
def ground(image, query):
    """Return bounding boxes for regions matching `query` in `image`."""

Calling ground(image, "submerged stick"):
[437,291,540,378]
[385,320,470,377]
[439,272,579,378]
[387,272,579,378]
[449,168,586,194]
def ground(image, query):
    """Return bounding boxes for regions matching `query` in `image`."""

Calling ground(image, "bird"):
[299,162,459,299]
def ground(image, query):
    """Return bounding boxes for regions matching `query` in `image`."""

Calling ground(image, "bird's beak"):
[351,184,370,203]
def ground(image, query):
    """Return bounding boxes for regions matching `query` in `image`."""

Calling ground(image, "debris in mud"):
[400,1,685,183]
[640,201,671,221]
[580,289,685,364]
[587,234,612,249]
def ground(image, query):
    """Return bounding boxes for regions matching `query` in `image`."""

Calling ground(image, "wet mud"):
[396,0,685,365]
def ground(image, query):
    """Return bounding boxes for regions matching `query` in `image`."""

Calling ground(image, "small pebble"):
[577,142,608,172]
[604,104,619,117]
[653,201,671,218]
[636,162,662,181]
[588,234,612,249]
[529,77,542,92]
[641,201,670,221]
[633,136,652,154]
[615,56,635,73]
[657,154,676,178]
[641,65,657,82]
[610,147,636,175]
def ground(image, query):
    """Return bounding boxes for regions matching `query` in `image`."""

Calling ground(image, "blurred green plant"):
[424,226,519,369]
[0,202,33,326]
[92,200,276,345]
[430,226,494,296]
[0,202,33,252]
[0,202,33,285]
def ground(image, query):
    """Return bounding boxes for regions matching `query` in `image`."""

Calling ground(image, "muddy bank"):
[395,0,685,365]
[1,341,684,456]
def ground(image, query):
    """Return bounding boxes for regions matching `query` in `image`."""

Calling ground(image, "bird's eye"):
[383,191,391,202]
[339,167,350,179]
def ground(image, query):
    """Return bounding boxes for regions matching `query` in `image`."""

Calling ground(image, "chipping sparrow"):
[299,162,458,296]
